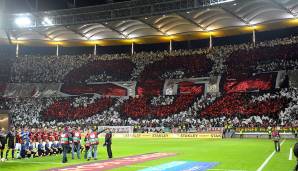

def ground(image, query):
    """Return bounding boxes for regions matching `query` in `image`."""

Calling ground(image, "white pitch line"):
[256,140,285,171]
[289,147,293,161]
[209,169,247,171]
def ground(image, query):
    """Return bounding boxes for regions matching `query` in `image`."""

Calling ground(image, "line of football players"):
[0,126,106,162]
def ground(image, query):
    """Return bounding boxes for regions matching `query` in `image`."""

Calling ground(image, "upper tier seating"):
[63,59,135,83]
[61,83,127,96]
[139,55,213,81]
[225,43,298,79]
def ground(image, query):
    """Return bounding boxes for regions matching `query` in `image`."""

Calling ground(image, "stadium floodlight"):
[42,17,53,26]
[15,16,32,28]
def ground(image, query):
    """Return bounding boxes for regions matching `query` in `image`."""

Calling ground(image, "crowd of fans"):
[63,59,135,83]
[9,49,210,83]
[0,35,297,132]
[43,96,113,121]
[201,92,289,118]
[150,96,175,106]
[0,87,295,132]
[61,83,127,96]
[0,35,295,85]
[223,73,276,93]
[121,94,197,118]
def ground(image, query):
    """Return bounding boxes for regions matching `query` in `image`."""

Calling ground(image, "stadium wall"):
[96,133,223,139]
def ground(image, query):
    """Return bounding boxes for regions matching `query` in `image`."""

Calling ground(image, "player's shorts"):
[15,143,21,151]
[8,143,15,149]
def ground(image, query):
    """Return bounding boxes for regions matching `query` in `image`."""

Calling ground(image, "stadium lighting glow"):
[85,40,103,46]
[42,17,53,26]
[89,36,98,41]
[248,21,258,26]
[209,0,235,5]
[15,16,32,27]
[205,27,213,32]
[11,40,25,45]
[288,18,298,25]
[162,35,175,40]
[127,35,134,39]
[48,41,63,46]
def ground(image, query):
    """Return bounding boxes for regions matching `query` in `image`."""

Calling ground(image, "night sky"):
[5,0,130,13]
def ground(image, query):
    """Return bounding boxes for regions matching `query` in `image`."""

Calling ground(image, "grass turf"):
[0,138,296,171]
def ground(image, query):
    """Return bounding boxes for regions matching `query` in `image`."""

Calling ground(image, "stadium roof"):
[1,0,298,46]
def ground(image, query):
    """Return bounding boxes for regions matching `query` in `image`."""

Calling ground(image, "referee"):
[103,128,112,159]
[6,127,16,160]
[272,130,281,152]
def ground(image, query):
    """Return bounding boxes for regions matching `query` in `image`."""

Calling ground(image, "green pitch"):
[0,138,296,171]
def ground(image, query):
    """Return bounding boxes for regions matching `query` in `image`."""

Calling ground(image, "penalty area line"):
[256,140,285,171]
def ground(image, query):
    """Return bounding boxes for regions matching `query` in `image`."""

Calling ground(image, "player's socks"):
[1,151,3,158]
[5,150,9,159]
[12,150,15,159]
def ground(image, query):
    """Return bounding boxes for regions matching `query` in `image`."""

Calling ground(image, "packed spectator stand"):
[0,35,298,133]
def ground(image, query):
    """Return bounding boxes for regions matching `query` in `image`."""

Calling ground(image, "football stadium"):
[0,0,298,170]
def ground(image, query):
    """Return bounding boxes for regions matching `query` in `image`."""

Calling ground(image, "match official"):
[272,129,281,152]
[6,127,16,160]
[103,128,112,159]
